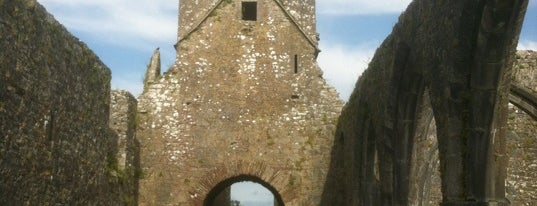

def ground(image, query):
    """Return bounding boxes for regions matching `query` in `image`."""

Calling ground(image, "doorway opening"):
[204,175,284,206]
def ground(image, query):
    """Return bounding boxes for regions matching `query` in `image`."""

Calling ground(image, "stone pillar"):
[109,90,139,205]
[440,0,528,205]
[143,48,161,87]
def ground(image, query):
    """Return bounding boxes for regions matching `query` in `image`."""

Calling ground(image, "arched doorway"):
[203,175,285,206]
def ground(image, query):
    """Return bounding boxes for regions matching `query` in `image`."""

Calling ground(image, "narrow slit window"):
[242,1,257,21]
[294,54,298,74]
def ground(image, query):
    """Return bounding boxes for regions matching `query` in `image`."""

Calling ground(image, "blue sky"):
[37,0,536,101]
[231,181,274,206]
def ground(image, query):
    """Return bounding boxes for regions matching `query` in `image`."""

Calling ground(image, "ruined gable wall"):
[178,0,220,39]
[138,0,342,205]
[177,0,317,44]
[279,0,317,43]
[0,0,127,204]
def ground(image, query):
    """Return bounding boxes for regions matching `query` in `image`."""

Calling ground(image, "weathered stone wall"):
[143,49,161,86]
[506,108,537,206]
[0,1,134,205]
[321,0,528,205]
[386,52,537,206]
[278,0,317,42]
[109,90,140,205]
[177,0,317,45]
[138,0,342,205]
[513,50,537,92]
[178,0,219,39]
[398,51,537,206]
[407,92,442,206]
[506,50,537,206]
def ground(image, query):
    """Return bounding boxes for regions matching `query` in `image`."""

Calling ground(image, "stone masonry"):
[507,107,537,206]
[506,50,537,205]
[369,51,537,206]
[513,51,537,93]
[320,0,529,205]
[1,1,138,205]
[109,90,141,205]
[1,0,536,205]
[137,0,343,205]
[399,51,537,206]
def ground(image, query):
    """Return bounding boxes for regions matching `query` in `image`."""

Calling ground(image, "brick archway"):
[183,161,298,205]
[203,174,285,206]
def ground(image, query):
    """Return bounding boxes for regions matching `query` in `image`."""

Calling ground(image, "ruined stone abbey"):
[1,0,536,205]
[137,0,341,205]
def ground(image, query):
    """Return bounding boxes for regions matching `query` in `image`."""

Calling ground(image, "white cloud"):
[38,0,177,97]
[318,42,377,101]
[518,40,537,51]
[38,0,177,47]
[317,0,412,15]
[35,0,382,99]
[37,0,412,48]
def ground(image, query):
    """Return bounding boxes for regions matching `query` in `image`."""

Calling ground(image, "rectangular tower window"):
[242,1,257,21]
[294,54,298,74]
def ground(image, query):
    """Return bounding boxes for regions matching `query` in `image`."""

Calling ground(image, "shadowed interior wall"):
[321,0,529,205]
[0,1,138,205]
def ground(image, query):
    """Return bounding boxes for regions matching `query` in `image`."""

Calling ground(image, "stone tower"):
[137,0,342,205]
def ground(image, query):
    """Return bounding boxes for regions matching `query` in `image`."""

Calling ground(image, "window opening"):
[242,1,257,21]
[294,54,298,74]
